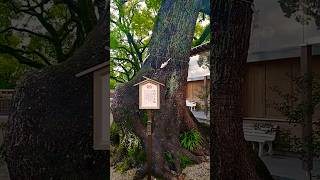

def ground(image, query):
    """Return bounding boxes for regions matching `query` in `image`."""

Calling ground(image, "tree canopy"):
[0,0,105,69]
[0,0,106,88]
[110,0,210,88]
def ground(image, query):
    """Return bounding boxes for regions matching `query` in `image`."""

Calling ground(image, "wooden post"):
[300,45,313,179]
[134,77,164,179]
[204,76,208,117]
[147,110,153,180]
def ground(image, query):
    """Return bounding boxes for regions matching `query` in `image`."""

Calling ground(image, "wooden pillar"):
[147,110,153,180]
[300,45,313,178]
[204,76,208,117]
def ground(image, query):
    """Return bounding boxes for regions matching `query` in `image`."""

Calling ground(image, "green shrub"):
[164,151,174,164]
[163,152,193,170]
[180,155,193,169]
[110,122,120,145]
[114,132,146,173]
[163,151,175,170]
[180,129,203,152]
[115,158,132,173]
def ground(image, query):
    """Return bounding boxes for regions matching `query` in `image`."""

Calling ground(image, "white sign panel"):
[139,82,160,109]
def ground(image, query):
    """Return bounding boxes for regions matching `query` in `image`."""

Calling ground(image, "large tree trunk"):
[210,0,273,179]
[111,0,209,179]
[4,10,109,180]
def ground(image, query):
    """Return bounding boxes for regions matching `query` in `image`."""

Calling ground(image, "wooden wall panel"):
[243,63,266,117]
[186,81,204,101]
[186,82,193,100]
[266,60,293,118]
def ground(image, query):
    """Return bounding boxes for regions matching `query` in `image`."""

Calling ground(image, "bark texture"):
[111,0,209,179]
[210,0,273,180]
[4,11,109,180]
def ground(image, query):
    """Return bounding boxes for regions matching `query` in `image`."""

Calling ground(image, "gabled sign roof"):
[133,76,165,87]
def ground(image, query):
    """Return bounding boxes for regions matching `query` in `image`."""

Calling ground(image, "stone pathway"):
[191,111,210,125]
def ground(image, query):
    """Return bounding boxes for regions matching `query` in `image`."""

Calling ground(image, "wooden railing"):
[0,89,14,115]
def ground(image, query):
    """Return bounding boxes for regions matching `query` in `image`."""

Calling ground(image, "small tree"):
[273,74,320,152]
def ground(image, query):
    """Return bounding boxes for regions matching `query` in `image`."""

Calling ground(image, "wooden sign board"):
[134,76,164,110]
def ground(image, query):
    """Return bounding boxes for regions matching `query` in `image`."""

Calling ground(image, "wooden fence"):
[0,89,14,115]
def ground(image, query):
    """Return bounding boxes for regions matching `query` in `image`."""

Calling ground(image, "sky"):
[188,55,209,80]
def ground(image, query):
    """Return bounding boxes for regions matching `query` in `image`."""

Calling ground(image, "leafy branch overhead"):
[278,0,320,28]
[0,0,107,69]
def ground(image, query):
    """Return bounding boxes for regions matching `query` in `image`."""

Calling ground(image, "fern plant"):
[179,129,203,152]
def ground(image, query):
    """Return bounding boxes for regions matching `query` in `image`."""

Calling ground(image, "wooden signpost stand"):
[146,110,153,180]
[134,76,164,180]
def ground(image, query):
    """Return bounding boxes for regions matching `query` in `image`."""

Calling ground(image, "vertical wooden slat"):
[243,63,266,117]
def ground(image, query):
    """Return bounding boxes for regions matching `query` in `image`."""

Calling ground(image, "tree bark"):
[4,10,109,180]
[111,0,209,179]
[210,0,273,179]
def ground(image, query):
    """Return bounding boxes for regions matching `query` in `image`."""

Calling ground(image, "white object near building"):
[186,100,196,111]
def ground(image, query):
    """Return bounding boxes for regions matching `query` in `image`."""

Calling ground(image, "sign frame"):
[139,81,160,109]
[134,76,164,110]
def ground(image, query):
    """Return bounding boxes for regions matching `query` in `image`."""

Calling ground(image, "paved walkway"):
[262,155,320,180]
[192,111,210,124]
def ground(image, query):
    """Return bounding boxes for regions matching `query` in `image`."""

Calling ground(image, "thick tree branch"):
[0,45,45,69]
[126,32,143,61]
[0,27,52,41]
[110,75,125,83]
[112,56,140,71]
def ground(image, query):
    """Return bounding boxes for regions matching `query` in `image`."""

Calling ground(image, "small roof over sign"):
[133,76,165,87]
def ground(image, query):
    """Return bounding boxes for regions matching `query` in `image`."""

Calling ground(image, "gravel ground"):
[182,161,209,180]
[110,161,210,180]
